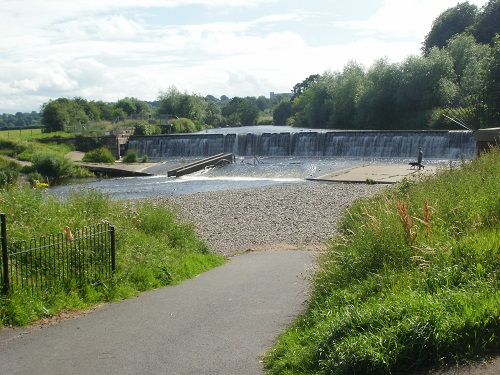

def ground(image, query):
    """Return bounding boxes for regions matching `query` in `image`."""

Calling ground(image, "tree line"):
[275,0,500,130]
[4,0,499,133]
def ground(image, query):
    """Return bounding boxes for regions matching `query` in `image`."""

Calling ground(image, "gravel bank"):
[161,183,387,257]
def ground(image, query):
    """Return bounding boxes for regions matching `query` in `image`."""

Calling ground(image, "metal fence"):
[1,214,115,295]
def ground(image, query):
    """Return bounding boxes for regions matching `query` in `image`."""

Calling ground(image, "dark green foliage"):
[132,121,161,136]
[272,100,293,125]
[82,147,115,163]
[422,2,478,54]
[114,97,151,116]
[221,97,260,126]
[292,74,320,100]
[0,111,41,129]
[0,155,20,188]
[483,34,500,126]
[471,0,500,45]
[122,149,138,163]
[41,98,89,132]
[30,152,74,179]
[170,118,198,133]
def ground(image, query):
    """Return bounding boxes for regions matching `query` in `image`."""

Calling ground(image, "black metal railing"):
[1,214,115,295]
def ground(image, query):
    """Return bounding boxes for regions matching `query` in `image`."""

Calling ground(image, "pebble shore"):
[161,183,387,257]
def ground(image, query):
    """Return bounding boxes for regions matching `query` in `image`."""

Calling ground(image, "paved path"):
[0,250,314,375]
[312,164,438,184]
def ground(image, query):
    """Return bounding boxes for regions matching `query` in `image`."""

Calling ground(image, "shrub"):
[83,147,115,163]
[31,152,74,180]
[122,149,138,163]
[132,121,161,136]
[0,156,20,188]
[171,118,197,133]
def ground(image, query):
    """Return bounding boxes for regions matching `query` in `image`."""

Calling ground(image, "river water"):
[50,126,472,200]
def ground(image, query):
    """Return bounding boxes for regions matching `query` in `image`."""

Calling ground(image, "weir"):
[128,130,475,159]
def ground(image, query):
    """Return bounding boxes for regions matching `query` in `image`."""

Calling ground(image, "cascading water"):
[128,130,475,159]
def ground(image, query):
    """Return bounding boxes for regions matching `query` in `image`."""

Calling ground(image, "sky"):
[0,0,490,114]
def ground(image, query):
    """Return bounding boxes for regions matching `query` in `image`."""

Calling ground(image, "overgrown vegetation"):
[266,148,500,374]
[82,147,116,163]
[0,156,21,188]
[0,188,225,327]
[0,136,92,184]
[122,149,138,163]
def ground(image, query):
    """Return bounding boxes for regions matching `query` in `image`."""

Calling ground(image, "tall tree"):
[273,100,293,125]
[471,0,500,45]
[422,2,478,54]
[222,97,260,126]
[483,34,500,126]
[114,97,151,116]
[356,59,403,129]
[292,77,331,128]
[446,33,490,98]
[41,98,88,132]
[291,74,320,100]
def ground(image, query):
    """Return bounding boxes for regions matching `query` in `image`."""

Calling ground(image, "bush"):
[122,149,138,163]
[133,121,161,136]
[171,118,197,133]
[0,156,20,188]
[83,147,115,163]
[30,152,74,180]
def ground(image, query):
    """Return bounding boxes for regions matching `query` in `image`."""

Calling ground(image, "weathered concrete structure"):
[473,127,500,155]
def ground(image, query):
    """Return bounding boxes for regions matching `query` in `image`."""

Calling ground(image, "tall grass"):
[266,148,500,374]
[0,187,224,326]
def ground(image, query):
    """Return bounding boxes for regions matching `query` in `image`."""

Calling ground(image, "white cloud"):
[0,0,491,113]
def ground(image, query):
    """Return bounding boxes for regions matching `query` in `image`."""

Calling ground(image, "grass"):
[265,148,500,374]
[0,187,225,327]
[0,128,43,140]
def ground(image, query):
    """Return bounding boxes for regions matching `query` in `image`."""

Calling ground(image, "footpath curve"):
[0,250,314,375]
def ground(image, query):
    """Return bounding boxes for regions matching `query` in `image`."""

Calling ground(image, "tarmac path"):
[0,250,314,375]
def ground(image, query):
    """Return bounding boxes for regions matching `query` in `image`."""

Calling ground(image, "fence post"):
[110,225,116,272]
[1,213,9,294]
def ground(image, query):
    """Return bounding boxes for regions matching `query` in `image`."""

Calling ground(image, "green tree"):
[471,0,500,45]
[422,2,478,54]
[255,95,270,111]
[291,74,320,100]
[398,49,458,112]
[292,77,331,128]
[356,59,403,129]
[327,62,366,128]
[483,34,500,126]
[273,100,293,125]
[446,33,490,98]
[114,97,151,116]
[41,98,89,132]
[157,86,210,124]
[221,97,260,126]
